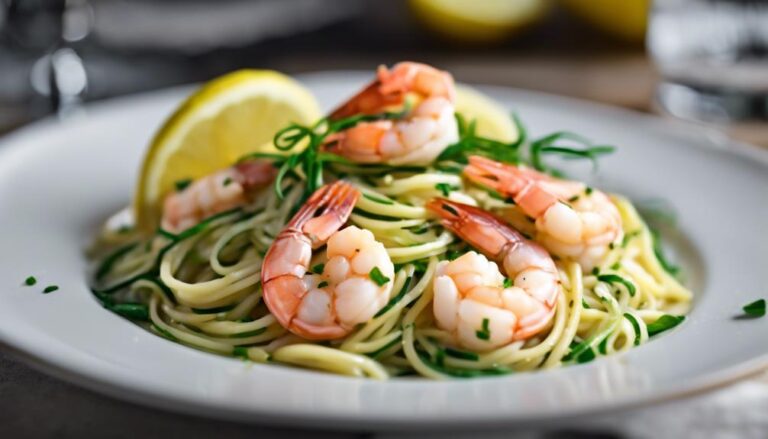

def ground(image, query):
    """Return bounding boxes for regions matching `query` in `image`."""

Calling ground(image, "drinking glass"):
[648,0,768,122]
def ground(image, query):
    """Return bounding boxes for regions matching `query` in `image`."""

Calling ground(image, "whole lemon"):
[409,0,551,44]
[561,0,649,43]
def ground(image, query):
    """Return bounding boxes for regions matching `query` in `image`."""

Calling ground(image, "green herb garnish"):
[582,299,590,309]
[363,193,394,205]
[191,304,236,314]
[435,183,453,196]
[444,348,479,361]
[109,303,149,321]
[650,228,680,277]
[233,346,249,359]
[369,267,390,286]
[647,314,685,337]
[568,195,580,203]
[43,285,59,294]
[318,281,329,289]
[174,178,192,192]
[741,299,766,318]
[503,278,513,288]
[311,263,325,275]
[576,347,596,364]
[623,313,642,346]
[597,274,636,297]
[222,177,232,187]
[24,276,36,286]
[475,318,491,340]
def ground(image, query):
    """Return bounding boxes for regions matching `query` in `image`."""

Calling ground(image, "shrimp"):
[464,155,622,270]
[161,160,276,232]
[262,181,395,340]
[323,62,459,165]
[427,199,560,351]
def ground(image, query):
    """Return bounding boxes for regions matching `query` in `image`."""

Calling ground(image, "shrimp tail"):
[234,160,278,191]
[427,198,527,264]
[287,180,360,246]
[464,155,558,218]
[329,66,407,120]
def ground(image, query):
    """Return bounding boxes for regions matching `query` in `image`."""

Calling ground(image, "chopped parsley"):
[568,195,580,203]
[610,261,621,270]
[741,299,766,318]
[446,249,462,261]
[233,346,249,359]
[647,314,685,337]
[591,267,600,276]
[435,182,453,197]
[318,281,329,289]
[503,278,514,288]
[597,274,636,297]
[475,318,491,340]
[582,299,590,309]
[43,285,59,294]
[585,187,593,195]
[597,337,609,355]
[576,347,596,363]
[222,177,233,187]
[24,276,36,286]
[369,267,390,286]
[174,178,192,192]
[311,263,325,275]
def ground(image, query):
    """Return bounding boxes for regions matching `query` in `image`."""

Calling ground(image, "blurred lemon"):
[409,0,551,43]
[455,85,518,142]
[134,70,321,232]
[561,0,648,43]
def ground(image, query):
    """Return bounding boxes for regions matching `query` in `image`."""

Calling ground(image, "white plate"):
[0,72,767,430]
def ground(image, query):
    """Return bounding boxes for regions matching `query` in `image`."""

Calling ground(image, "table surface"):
[1,4,767,437]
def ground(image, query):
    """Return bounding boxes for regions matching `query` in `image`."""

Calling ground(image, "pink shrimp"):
[262,181,394,340]
[427,198,560,351]
[323,62,458,165]
[161,160,277,232]
[464,156,623,270]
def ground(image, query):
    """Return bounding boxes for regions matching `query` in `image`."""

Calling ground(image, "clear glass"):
[648,0,768,122]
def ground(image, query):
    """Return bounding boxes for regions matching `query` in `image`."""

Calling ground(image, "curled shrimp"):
[464,156,622,270]
[162,160,276,232]
[262,181,395,340]
[323,62,459,165]
[427,199,560,351]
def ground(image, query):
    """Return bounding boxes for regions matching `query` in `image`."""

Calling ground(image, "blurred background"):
[0,0,766,145]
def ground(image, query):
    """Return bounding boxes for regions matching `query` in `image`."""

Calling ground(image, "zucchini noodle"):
[91,145,691,380]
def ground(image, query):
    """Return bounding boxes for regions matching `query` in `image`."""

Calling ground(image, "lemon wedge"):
[134,70,321,232]
[409,0,550,43]
[456,85,519,143]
